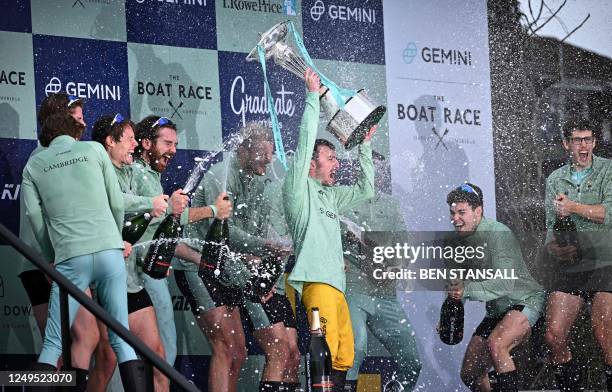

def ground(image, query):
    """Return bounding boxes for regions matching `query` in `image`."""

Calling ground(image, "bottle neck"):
[310,309,322,332]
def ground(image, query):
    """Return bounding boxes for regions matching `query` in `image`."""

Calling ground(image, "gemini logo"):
[402,42,473,67]
[310,0,377,24]
[44,77,122,101]
[403,42,418,64]
[310,0,325,21]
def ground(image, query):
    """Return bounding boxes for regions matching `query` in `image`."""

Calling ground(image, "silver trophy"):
[247,21,386,149]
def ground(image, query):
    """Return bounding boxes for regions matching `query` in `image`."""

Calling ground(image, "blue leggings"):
[347,293,422,391]
[39,249,137,366]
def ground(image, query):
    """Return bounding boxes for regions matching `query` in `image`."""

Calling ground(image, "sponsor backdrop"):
[384,0,493,390]
[0,1,492,391]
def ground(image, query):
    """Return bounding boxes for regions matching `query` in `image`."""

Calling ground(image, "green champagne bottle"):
[122,212,151,245]
[142,214,181,279]
[199,217,229,277]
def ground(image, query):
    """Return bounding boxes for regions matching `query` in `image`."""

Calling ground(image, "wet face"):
[563,129,595,171]
[69,106,85,127]
[108,125,137,167]
[245,140,273,176]
[310,145,339,186]
[144,127,177,173]
[449,201,482,236]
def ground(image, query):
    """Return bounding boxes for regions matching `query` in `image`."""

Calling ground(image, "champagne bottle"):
[199,217,230,278]
[122,212,151,245]
[439,296,464,345]
[244,255,283,301]
[553,215,581,262]
[306,308,333,392]
[142,214,181,279]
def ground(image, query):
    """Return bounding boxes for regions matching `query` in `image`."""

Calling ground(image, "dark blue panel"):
[0,0,31,33]
[217,51,306,153]
[33,35,130,140]
[0,138,37,240]
[126,0,216,50]
[302,0,385,65]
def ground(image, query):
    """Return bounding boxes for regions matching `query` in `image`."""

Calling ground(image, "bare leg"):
[592,292,612,365]
[283,327,301,384]
[198,306,247,392]
[253,322,291,382]
[487,311,531,373]
[70,288,100,370]
[87,322,116,392]
[460,335,493,392]
[544,292,584,364]
[129,306,167,391]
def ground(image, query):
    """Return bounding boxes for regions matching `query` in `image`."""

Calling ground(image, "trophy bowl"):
[247,21,386,150]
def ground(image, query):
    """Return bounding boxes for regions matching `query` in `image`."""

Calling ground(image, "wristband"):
[209,204,218,218]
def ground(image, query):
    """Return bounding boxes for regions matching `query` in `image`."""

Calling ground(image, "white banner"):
[384,0,494,390]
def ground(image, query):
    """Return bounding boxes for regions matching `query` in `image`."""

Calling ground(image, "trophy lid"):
[246,21,289,62]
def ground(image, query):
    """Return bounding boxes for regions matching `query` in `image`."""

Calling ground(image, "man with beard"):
[130,115,231,368]
[443,183,545,392]
[283,69,376,391]
[90,114,169,391]
[544,119,612,391]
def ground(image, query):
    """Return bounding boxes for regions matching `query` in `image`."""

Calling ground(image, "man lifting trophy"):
[247,20,386,151]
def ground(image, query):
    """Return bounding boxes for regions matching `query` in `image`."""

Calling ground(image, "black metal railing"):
[0,223,199,392]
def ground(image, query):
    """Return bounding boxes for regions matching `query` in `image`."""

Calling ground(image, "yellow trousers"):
[301,283,355,371]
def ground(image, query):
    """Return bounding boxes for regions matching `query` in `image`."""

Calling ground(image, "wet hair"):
[92,115,136,148]
[39,112,85,147]
[37,93,83,127]
[237,122,273,151]
[134,115,177,158]
[446,182,483,209]
[562,118,595,140]
[312,139,336,160]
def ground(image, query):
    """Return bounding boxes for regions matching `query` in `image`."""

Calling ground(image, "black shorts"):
[261,293,297,329]
[127,289,153,314]
[473,305,525,339]
[174,269,244,316]
[558,290,612,303]
[19,270,51,306]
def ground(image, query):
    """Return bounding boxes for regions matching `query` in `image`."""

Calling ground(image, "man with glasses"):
[543,119,612,391]
[129,115,231,368]
[443,183,545,392]
[89,114,170,391]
